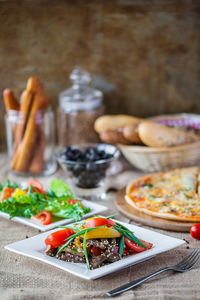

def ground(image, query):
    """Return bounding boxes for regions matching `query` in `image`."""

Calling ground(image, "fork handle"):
[106,267,171,297]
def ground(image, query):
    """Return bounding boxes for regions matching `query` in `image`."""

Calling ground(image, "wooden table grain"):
[0,153,199,300]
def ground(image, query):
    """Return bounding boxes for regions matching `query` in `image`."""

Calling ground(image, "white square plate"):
[5,219,185,279]
[0,200,107,231]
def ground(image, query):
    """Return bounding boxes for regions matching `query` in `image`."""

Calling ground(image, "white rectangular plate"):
[0,200,107,231]
[5,219,185,279]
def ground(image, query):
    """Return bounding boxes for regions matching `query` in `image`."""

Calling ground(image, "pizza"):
[125,167,200,222]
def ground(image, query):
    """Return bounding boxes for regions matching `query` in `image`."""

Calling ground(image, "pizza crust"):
[125,195,200,222]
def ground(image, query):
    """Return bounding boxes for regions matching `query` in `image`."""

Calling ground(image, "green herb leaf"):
[50,178,74,197]
[106,214,116,219]
[57,237,74,254]
[145,183,154,188]
[119,235,125,257]
[113,225,147,248]
[83,230,90,269]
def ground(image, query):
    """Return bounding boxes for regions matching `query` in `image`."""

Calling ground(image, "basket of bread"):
[94,114,200,172]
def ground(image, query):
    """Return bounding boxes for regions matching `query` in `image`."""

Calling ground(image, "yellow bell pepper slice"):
[81,226,121,239]
[12,188,26,198]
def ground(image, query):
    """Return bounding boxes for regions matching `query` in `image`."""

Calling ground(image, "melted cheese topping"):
[127,167,200,218]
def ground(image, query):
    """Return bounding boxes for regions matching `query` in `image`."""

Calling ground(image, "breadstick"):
[11,90,33,169]
[3,89,19,111]
[27,77,43,94]
[29,129,46,173]
[14,94,45,172]
[28,96,50,173]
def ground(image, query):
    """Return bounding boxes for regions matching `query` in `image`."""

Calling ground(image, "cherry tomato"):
[90,247,102,256]
[67,199,84,207]
[190,223,200,240]
[45,228,75,249]
[0,187,14,201]
[26,179,46,194]
[31,211,51,225]
[84,217,116,228]
[124,237,153,253]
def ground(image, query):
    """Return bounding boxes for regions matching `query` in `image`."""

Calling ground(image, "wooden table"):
[0,153,199,300]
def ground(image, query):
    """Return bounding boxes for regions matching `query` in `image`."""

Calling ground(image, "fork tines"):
[177,249,200,270]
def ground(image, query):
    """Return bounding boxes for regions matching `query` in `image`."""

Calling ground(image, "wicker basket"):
[118,114,200,172]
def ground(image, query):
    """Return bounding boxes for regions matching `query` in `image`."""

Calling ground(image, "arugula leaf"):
[50,178,74,197]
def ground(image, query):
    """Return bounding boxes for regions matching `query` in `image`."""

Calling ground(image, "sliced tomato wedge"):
[31,211,51,225]
[0,187,14,201]
[45,228,75,249]
[26,179,46,194]
[84,217,116,228]
[67,199,84,207]
[124,237,153,253]
[90,247,102,256]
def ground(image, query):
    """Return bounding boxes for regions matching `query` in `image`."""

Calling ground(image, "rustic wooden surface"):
[0,153,200,300]
[1,0,200,150]
[115,188,196,232]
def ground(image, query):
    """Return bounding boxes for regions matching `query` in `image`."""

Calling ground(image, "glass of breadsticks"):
[3,77,57,175]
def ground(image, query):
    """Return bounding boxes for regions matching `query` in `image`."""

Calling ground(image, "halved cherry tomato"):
[31,211,51,225]
[45,228,75,249]
[124,237,153,253]
[84,217,116,228]
[0,187,14,201]
[67,199,84,207]
[91,247,102,256]
[26,179,46,194]
[190,223,200,240]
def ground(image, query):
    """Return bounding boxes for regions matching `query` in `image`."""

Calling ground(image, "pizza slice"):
[125,167,200,222]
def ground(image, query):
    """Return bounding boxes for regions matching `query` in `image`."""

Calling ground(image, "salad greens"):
[0,178,91,221]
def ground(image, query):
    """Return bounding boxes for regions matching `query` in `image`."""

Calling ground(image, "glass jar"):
[5,108,57,176]
[58,67,104,148]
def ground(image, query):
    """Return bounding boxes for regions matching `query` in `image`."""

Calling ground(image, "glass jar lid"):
[59,67,103,112]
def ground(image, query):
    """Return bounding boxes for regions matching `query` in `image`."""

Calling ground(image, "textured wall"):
[0,0,200,150]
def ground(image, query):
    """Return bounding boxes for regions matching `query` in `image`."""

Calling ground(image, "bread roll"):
[100,129,132,145]
[94,115,142,134]
[138,121,200,147]
[122,123,142,144]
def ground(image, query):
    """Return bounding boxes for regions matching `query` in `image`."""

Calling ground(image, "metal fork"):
[106,249,200,297]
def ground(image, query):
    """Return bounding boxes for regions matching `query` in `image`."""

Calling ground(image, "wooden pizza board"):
[114,188,196,232]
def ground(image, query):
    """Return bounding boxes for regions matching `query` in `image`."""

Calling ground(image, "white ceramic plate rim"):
[0,199,107,231]
[5,218,185,279]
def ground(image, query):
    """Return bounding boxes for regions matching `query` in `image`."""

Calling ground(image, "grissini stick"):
[3,89,19,111]
[14,94,45,172]
[29,96,50,173]
[11,77,44,171]
[29,130,46,173]
[10,89,34,169]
